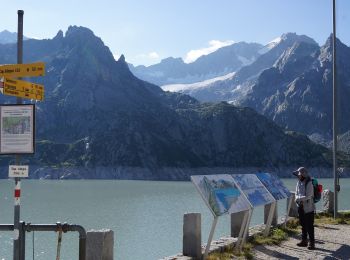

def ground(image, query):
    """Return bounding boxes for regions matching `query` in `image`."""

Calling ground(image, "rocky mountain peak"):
[280,32,318,46]
[0,30,30,44]
[160,57,184,65]
[65,26,95,38]
[118,54,126,63]
[274,41,319,72]
[116,54,133,74]
[319,34,350,66]
[53,30,64,40]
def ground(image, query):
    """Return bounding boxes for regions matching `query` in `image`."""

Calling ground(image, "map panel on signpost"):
[0,104,35,154]
[256,172,291,200]
[191,174,251,217]
[232,174,275,207]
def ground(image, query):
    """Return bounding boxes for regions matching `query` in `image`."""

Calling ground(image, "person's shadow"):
[254,246,299,259]
[319,244,350,259]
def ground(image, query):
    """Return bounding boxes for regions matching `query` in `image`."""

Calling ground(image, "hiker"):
[294,167,315,250]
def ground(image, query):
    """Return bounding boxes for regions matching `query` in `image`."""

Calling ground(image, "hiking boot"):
[307,242,315,250]
[296,240,308,247]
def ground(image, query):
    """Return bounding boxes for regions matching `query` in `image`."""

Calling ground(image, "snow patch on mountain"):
[162,72,236,92]
[238,55,255,66]
[258,36,282,54]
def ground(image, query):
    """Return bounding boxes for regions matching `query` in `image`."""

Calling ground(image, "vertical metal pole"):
[13,9,24,260]
[332,0,338,219]
[20,221,26,260]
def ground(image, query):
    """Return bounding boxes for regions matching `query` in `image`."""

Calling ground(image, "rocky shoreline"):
[0,166,349,180]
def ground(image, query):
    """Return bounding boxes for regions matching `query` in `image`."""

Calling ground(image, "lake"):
[0,178,349,260]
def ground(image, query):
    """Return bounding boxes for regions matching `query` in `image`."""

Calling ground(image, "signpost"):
[0,62,45,78]
[0,10,44,260]
[2,78,44,101]
[9,165,29,178]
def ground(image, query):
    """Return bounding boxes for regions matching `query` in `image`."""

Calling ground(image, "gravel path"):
[252,224,350,259]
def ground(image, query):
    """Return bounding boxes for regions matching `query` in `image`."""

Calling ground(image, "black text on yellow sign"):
[0,62,45,78]
[2,78,44,101]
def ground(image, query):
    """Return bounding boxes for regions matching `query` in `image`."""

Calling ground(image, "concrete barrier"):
[323,189,334,214]
[287,192,298,217]
[231,210,249,237]
[183,213,201,259]
[264,202,278,226]
[86,229,114,260]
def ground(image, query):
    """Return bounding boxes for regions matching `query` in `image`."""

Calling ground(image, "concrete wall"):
[86,229,114,260]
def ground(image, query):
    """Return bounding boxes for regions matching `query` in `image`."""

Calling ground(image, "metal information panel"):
[191,174,251,216]
[256,172,291,200]
[0,104,35,154]
[191,174,252,258]
[232,174,275,207]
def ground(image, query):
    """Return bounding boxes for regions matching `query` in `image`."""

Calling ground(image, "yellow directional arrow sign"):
[1,78,44,101]
[0,62,45,78]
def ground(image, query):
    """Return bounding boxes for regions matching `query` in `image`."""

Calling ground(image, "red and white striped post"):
[14,180,21,205]
[13,177,21,260]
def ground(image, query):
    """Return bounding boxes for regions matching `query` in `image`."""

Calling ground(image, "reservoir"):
[0,178,349,259]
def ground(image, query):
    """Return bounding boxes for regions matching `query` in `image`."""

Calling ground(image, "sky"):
[2,0,350,66]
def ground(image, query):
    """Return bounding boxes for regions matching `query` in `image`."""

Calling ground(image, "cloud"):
[131,51,161,66]
[148,52,159,59]
[137,52,160,60]
[184,40,235,63]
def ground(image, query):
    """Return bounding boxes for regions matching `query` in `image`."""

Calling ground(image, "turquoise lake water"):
[0,178,349,260]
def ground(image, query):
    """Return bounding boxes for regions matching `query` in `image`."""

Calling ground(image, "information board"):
[191,174,251,217]
[0,104,35,154]
[256,172,291,200]
[232,174,275,207]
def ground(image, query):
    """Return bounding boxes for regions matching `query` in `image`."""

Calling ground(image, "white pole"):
[264,201,276,236]
[203,217,218,259]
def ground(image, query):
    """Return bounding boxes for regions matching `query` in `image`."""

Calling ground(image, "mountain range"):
[0,30,29,44]
[0,27,344,179]
[140,33,350,145]
[129,41,263,86]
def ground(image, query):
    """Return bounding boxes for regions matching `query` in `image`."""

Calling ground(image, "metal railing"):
[0,222,86,260]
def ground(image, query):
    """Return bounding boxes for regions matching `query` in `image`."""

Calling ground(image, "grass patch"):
[315,211,350,225]
[207,244,253,260]
[250,228,288,246]
[208,223,297,259]
[208,213,350,259]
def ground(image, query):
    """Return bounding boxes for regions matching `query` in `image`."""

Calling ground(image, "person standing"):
[294,167,315,250]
